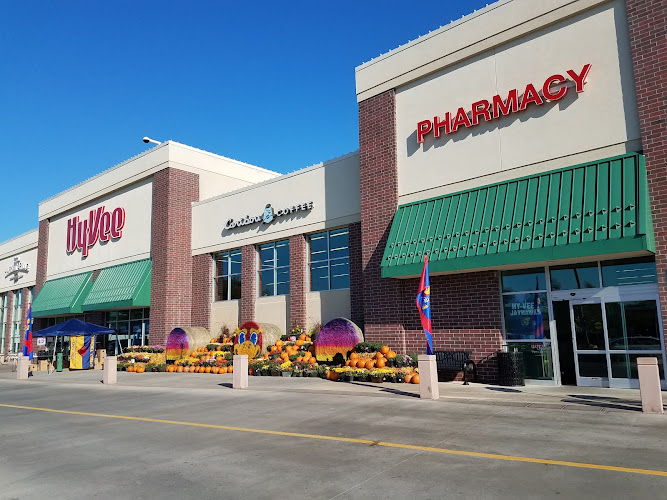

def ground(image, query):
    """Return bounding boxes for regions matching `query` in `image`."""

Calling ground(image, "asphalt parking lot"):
[0,368,665,499]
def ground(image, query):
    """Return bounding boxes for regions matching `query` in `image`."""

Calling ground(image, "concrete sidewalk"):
[2,365,664,413]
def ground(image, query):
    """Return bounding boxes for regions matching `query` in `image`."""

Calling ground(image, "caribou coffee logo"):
[225,202,313,230]
[5,257,30,284]
[66,205,126,258]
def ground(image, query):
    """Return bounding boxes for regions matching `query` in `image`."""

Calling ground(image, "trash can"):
[56,352,63,372]
[497,350,525,386]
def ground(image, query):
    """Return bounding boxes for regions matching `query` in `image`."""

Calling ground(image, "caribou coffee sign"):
[5,257,30,284]
[225,202,313,230]
[66,205,126,258]
[417,64,592,143]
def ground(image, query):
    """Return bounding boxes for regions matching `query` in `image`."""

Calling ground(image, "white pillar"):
[233,355,248,389]
[418,354,439,400]
[103,356,117,385]
[637,357,664,414]
[16,355,30,380]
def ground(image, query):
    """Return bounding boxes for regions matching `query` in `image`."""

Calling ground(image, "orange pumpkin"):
[381,345,390,355]
[375,352,384,360]
[350,352,358,360]
[227,365,234,373]
[213,367,220,374]
[263,353,270,359]
[248,368,254,375]
[176,366,183,373]
[345,360,352,367]
[305,337,311,342]
[329,371,340,381]
[219,366,227,374]
[411,374,420,384]
[205,366,212,373]
[137,366,145,373]
[127,365,135,372]
[276,340,284,348]
[296,339,304,347]
[280,352,289,361]
[191,351,197,357]
[376,358,386,368]
[296,356,304,363]
[299,334,306,341]
[387,351,397,359]
[366,360,376,369]
[404,373,413,383]
[308,357,316,365]
[216,345,222,351]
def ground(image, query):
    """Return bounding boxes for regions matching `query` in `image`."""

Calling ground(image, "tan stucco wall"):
[191,152,361,255]
[305,289,351,330]
[255,295,289,336]
[394,0,639,204]
[46,178,153,279]
[210,300,240,337]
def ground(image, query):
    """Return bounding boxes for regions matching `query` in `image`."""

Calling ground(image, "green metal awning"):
[382,153,654,278]
[81,259,151,311]
[32,272,93,317]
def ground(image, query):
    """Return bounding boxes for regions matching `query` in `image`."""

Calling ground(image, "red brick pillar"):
[5,291,14,354]
[240,244,257,324]
[149,168,199,345]
[36,219,49,295]
[625,0,667,351]
[358,89,405,346]
[191,253,212,329]
[289,234,307,330]
[348,221,364,328]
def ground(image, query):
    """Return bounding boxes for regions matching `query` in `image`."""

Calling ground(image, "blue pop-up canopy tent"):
[34,319,116,372]
[33,318,115,337]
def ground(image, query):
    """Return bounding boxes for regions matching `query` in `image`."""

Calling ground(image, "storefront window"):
[501,269,553,381]
[601,257,657,287]
[0,293,6,354]
[213,250,242,301]
[605,301,661,351]
[501,269,546,293]
[11,290,22,353]
[259,240,290,296]
[549,263,600,290]
[105,308,150,353]
[309,228,350,291]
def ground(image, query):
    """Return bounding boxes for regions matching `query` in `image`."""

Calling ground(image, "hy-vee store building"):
[1,0,665,388]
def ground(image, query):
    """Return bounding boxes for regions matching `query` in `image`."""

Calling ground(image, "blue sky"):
[0,0,490,242]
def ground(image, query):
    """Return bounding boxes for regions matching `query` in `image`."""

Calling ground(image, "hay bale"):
[258,323,282,353]
[166,326,211,361]
[315,318,364,362]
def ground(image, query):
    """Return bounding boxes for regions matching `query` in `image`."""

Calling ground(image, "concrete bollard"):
[103,356,117,385]
[637,357,664,414]
[233,355,248,389]
[418,354,439,400]
[16,355,30,380]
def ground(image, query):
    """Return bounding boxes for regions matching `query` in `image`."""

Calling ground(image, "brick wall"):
[240,244,257,324]
[36,219,49,295]
[358,90,504,382]
[149,168,199,345]
[289,234,307,330]
[191,253,212,329]
[625,0,667,352]
[358,90,406,347]
[348,221,364,328]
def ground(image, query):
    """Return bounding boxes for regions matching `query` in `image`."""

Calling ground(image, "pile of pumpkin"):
[328,343,420,384]
[126,364,146,373]
[165,344,235,373]
[263,335,318,367]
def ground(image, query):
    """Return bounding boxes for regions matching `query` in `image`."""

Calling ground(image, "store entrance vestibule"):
[502,257,667,388]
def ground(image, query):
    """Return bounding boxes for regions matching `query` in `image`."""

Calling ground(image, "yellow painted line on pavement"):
[1,402,666,478]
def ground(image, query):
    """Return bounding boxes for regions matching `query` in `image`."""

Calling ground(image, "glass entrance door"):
[569,297,666,388]
[570,300,609,387]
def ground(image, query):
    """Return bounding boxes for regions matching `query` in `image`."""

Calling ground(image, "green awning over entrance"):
[382,153,654,278]
[32,272,93,317]
[81,259,151,311]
